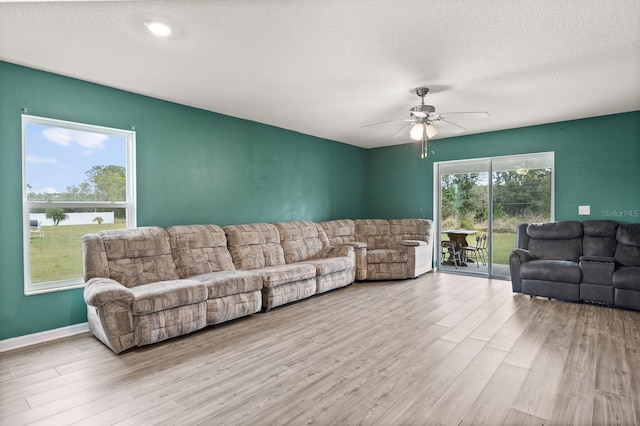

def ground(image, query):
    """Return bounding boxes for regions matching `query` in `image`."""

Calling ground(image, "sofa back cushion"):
[354,219,394,249]
[582,220,618,258]
[389,219,433,245]
[318,219,357,246]
[96,227,179,288]
[224,223,285,270]
[167,224,235,278]
[526,221,583,261]
[274,221,324,264]
[615,223,640,267]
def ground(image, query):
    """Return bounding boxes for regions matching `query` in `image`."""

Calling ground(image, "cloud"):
[39,187,59,194]
[43,127,108,150]
[26,155,59,165]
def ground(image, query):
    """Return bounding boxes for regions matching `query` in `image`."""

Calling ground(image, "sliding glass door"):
[436,153,554,278]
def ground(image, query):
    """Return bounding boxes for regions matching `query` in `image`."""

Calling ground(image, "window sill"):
[25,278,85,296]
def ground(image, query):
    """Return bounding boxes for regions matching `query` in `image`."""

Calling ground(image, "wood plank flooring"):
[1,273,639,425]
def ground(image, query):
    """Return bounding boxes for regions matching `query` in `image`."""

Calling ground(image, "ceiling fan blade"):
[392,123,412,138]
[440,119,466,134]
[361,118,406,128]
[439,111,489,119]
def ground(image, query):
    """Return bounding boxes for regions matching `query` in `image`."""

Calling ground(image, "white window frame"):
[22,115,136,295]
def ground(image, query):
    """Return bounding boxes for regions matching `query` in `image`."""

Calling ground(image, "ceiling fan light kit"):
[409,122,424,140]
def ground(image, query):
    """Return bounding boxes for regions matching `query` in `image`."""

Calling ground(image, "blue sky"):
[26,123,126,194]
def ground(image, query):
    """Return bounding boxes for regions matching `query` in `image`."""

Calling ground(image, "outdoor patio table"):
[441,229,477,266]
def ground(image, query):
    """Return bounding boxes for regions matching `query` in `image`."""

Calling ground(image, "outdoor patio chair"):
[440,240,461,269]
[462,234,487,267]
[29,220,44,238]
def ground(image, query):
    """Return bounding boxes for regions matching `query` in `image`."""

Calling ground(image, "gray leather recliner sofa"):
[510,220,640,310]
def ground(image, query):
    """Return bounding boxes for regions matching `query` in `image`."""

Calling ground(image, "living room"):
[1,1,639,424]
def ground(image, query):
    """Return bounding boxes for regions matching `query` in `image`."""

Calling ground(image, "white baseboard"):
[0,322,89,353]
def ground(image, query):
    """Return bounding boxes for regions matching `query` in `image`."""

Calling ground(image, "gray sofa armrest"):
[512,248,537,263]
[84,277,134,307]
[510,249,538,293]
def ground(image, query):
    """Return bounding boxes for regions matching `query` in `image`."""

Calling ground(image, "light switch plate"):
[579,205,590,215]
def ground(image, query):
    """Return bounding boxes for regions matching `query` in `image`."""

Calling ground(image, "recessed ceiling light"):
[144,21,171,37]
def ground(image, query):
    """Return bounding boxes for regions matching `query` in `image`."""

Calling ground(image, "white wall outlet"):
[579,205,591,215]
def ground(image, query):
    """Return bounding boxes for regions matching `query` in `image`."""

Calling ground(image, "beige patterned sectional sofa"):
[82,218,433,353]
[319,219,433,281]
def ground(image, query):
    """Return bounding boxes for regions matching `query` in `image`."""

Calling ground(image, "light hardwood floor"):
[2,273,639,425]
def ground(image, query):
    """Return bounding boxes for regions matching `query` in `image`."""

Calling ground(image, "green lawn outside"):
[30,221,124,283]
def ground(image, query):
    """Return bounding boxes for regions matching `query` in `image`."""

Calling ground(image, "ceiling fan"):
[363,87,489,158]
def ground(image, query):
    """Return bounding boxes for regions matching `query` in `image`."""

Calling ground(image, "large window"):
[22,115,136,294]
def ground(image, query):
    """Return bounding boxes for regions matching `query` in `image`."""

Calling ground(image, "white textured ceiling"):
[1,0,639,149]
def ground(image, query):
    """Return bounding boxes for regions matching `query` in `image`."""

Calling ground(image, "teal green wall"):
[365,111,640,223]
[2,59,638,341]
[0,61,366,340]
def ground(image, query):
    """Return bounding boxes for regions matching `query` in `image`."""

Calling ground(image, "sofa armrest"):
[402,240,433,277]
[341,241,367,249]
[84,277,134,307]
[339,243,367,280]
[509,249,537,293]
[512,248,537,263]
[398,239,427,247]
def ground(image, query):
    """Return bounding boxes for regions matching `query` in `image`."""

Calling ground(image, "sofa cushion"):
[303,256,354,275]
[614,224,640,267]
[134,302,206,347]
[224,223,285,270]
[98,227,179,288]
[274,221,324,264]
[525,221,583,261]
[367,249,408,264]
[256,263,317,288]
[354,219,394,250]
[389,219,433,246]
[318,219,357,246]
[526,221,583,239]
[583,220,619,237]
[129,279,208,315]
[613,266,640,291]
[189,270,262,298]
[527,238,583,262]
[167,224,235,277]
[582,220,618,257]
[520,260,582,284]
